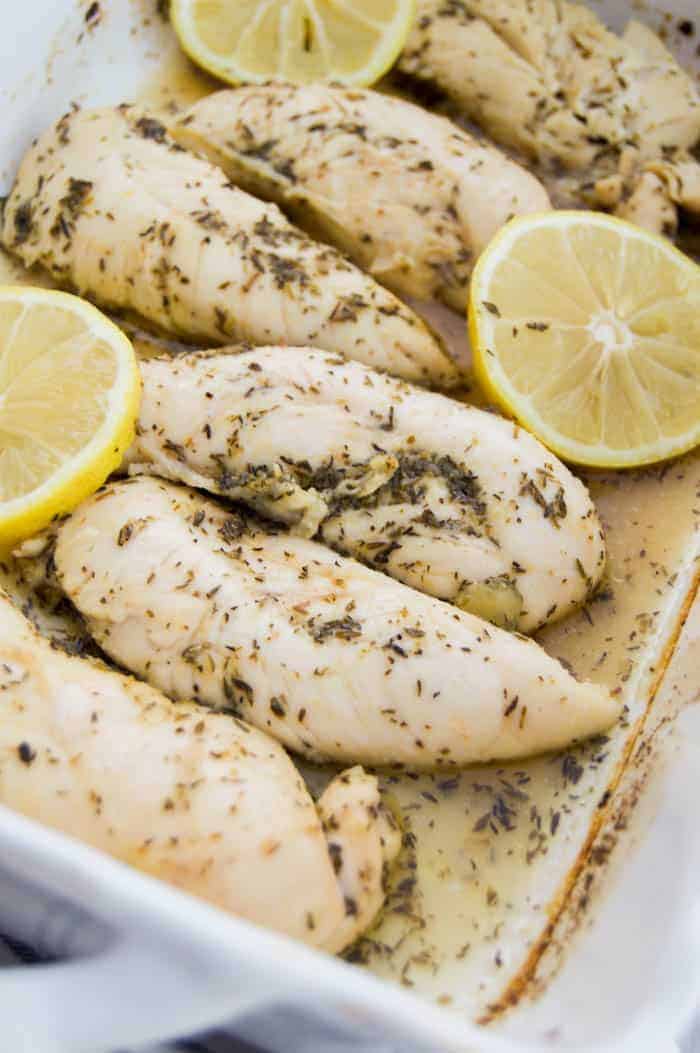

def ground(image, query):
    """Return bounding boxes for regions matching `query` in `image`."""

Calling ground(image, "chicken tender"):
[125,347,606,632]
[1,106,457,387]
[173,84,550,311]
[48,477,619,769]
[0,589,398,953]
[399,0,700,236]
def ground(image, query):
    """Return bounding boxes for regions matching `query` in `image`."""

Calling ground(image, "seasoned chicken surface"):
[0,590,398,952]
[399,0,700,236]
[1,106,457,388]
[173,84,550,312]
[48,477,619,769]
[125,347,606,632]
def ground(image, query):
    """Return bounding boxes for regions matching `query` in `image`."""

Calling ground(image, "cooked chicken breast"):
[47,477,619,769]
[172,84,550,312]
[0,107,457,388]
[399,0,700,236]
[0,589,398,953]
[124,347,606,633]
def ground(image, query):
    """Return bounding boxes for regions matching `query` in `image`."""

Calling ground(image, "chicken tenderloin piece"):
[0,590,398,953]
[398,0,700,236]
[0,106,457,388]
[124,347,606,633]
[49,477,620,769]
[173,84,551,312]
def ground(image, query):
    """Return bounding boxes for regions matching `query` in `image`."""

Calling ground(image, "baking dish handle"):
[0,811,465,1053]
[0,939,473,1053]
[0,936,289,1053]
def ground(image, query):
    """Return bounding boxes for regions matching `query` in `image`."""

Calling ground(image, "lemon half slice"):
[0,286,140,548]
[171,0,416,88]
[469,211,700,468]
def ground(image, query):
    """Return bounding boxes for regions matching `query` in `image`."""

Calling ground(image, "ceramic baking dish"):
[0,2,698,1050]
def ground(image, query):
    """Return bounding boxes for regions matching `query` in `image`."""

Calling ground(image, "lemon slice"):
[469,211,700,468]
[0,286,140,548]
[170,0,416,88]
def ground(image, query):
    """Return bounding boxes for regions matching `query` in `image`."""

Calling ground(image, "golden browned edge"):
[479,562,700,1025]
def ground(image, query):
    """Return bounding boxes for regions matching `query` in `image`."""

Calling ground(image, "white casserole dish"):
[0,2,698,1050]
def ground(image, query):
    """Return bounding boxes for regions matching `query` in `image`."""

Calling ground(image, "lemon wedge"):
[469,211,700,469]
[170,0,416,88]
[0,286,140,548]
